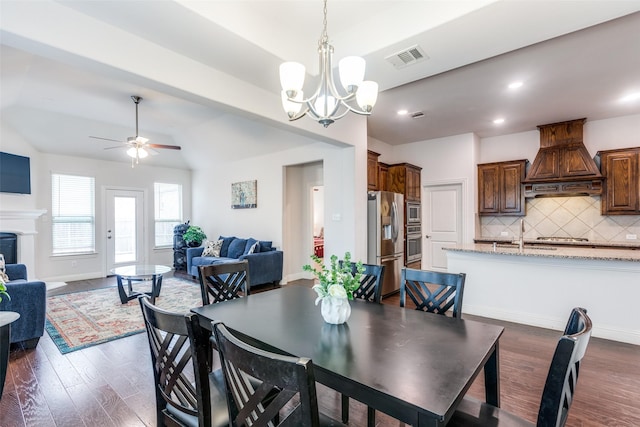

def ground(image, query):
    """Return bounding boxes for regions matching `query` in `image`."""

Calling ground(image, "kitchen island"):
[445,244,639,345]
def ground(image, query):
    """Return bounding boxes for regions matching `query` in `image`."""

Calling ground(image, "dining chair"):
[338,262,385,425]
[447,307,593,427]
[198,260,251,306]
[138,295,229,427]
[343,261,385,304]
[400,268,466,318]
[211,320,347,427]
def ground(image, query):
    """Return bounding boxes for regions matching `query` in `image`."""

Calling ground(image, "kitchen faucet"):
[514,218,525,253]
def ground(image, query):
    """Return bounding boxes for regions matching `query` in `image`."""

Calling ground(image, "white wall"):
[1,119,193,282]
[191,115,368,284]
[32,153,192,282]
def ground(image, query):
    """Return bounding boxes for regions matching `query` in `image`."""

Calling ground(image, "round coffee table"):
[110,264,172,304]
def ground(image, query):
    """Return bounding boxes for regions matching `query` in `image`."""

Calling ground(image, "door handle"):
[425,235,431,239]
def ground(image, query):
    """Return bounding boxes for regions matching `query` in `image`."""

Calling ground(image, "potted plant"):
[0,278,9,302]
[303,252,364,324]
[183,225,207,247]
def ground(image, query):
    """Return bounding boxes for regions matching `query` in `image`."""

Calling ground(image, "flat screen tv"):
[0,152,31,194]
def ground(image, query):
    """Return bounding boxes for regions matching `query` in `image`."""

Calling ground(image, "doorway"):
[105,189,145,272]
[423,183,463,271]
[283,161,323,283]
[312,186,325,260]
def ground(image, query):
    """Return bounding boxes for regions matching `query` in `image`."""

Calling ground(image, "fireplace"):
[0,232,17,264]
[0,209,46,277]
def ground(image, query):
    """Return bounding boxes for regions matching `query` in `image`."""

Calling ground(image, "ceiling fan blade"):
[104,145,124,150]
[90,136,124,143]
[147,143,182,150]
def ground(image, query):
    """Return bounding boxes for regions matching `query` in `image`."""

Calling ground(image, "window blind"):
[51,174,95,254]
[154,182,182,247]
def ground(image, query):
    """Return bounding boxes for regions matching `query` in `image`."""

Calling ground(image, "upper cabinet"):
[388,163,422,201]
[599,147,640,215]
[378,162,389,192]
[367,150,381,191]
[478,160,527,216]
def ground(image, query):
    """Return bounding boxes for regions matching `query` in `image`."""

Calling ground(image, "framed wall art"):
[231,180,257,209]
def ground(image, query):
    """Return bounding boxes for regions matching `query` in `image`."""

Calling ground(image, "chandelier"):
[279,0,379,127]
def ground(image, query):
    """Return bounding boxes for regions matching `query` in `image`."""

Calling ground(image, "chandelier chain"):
[320,0,328,44]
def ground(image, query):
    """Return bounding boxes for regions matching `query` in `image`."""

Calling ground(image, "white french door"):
[105,189,144,272]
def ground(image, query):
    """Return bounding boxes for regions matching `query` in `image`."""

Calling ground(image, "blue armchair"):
[0,264,46,348]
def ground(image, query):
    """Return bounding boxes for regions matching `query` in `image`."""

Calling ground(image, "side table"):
[1,311,20,399]
[110,265,172,304]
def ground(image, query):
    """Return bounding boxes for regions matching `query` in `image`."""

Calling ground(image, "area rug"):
[45,277,203,354]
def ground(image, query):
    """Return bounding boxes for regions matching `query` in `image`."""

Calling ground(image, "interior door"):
[423,183,462,271]
[105,189,144,273]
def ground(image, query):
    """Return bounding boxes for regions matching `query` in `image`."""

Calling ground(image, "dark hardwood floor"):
[1,273,639,426]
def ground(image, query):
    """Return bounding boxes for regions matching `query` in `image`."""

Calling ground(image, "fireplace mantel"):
[0,209,47,277]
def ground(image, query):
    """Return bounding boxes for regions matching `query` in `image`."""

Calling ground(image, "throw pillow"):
[259,241,273,252]
[244,238,258,255]
[202,239,223,257]
[219,236,236,257]
[0,254,8,282]
[247,241,260,254]
[227,238,247,259]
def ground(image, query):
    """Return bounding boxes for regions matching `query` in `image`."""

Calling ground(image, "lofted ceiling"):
[1,1,639,169]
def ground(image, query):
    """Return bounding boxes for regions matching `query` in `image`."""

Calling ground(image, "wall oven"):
[406,202,421,223]
[406,224,422,263]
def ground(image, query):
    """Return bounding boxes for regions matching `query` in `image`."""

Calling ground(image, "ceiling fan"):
[90,95,181,166]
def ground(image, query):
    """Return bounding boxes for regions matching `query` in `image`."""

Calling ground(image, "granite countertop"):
[473,237,640,249]
[446,243,640,262]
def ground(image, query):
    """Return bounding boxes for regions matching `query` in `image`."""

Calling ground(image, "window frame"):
[51,173,96,256]
[154,182,183,248]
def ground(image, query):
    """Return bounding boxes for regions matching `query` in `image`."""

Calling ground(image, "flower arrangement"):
[303,252,364,304]
[0,277,9,303]
[183,225,207,246]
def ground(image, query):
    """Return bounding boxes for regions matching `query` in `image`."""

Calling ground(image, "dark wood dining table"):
[192,285,503,427]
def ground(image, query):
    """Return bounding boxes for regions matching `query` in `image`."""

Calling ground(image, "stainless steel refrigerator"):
[367,191,404,297]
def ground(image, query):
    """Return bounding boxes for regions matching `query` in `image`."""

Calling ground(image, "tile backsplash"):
[479,196,640,243]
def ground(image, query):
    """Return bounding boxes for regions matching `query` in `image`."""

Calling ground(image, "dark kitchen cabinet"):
[599,147,640,215]
[367,150,380,191]
[388,163,422,202]
[378,162,389,191]
[478,160,527,216]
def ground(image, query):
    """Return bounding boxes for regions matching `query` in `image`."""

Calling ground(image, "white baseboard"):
[464,304,640,345]
[41,271,105,283]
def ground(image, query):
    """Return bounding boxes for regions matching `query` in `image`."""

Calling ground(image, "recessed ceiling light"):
[397,109,408,115]
[620,92,640,102]
[508,81,523,89]
[493,118,505,124]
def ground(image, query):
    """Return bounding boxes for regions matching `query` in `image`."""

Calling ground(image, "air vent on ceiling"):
[385,45,428,69]
[411,111,425,119]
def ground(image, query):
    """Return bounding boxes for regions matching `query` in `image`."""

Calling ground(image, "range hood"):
[523,118,602,197]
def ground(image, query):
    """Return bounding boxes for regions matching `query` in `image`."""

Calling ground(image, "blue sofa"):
[0,264,46,348]
[186,236,283,288]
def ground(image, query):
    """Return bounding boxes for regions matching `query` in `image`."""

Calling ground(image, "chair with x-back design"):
[198,260,250,306]
[139,295,229,427]
[212,320,346,427]
[448,307,592,427]
[343,262,385,304]
[400,268,466,318]
[338,261,385,425]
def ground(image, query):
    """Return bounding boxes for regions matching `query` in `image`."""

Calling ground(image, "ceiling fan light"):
[137,147,148,158]
[339,56,365,93]
[280,62,306,95]
[126,147,138,158]
[356,81,379,112]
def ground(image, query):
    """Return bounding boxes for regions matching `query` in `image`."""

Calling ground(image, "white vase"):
[320,296,351,324]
